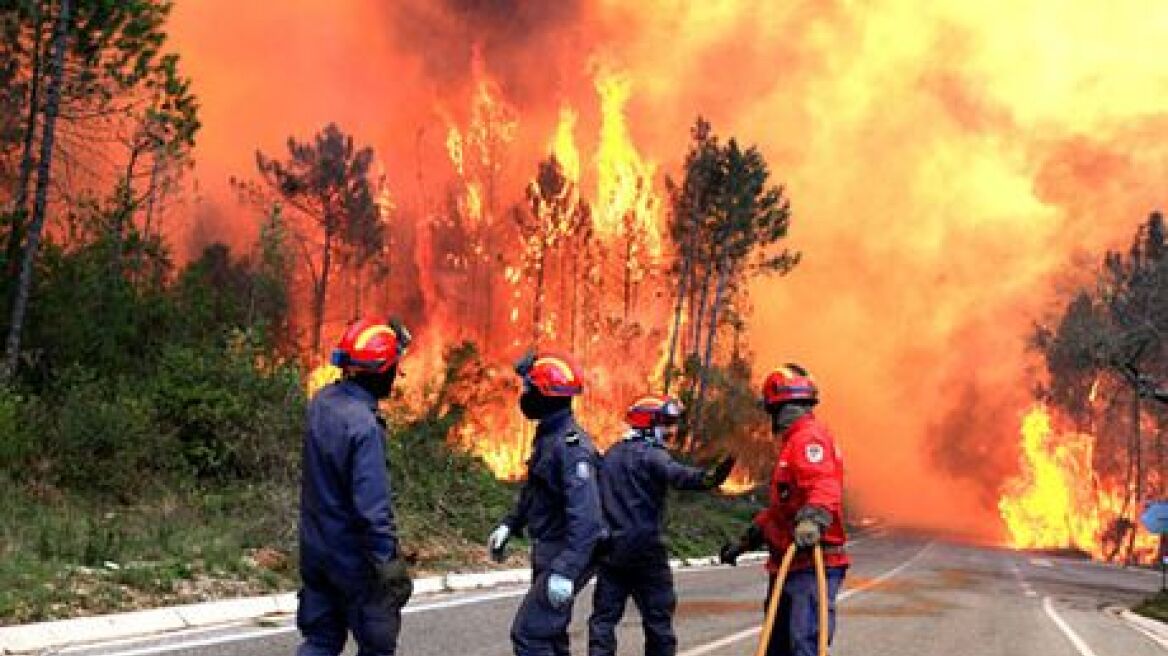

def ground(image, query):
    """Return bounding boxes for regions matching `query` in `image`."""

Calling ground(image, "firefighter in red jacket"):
[719,363,848,656]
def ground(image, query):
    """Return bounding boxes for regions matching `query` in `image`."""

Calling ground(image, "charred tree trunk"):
[4,0,70,380]
[664,193,701,395]
[6,10,45,276]
[681,268,697,356]
[684,259,717,408]
[570,242,579,352]
[663,245,691,395]
[111,148,142,276]
[1125,387,1142,565]
[532,242,547,345]
[483,170,499,351]
[353,258,363,317]
[691,264,713,361]
[690,256,732,449]
[1158,424,1165,500]
[312,226,334,356]
[623,233,634,322]
[1107,383,1141,564]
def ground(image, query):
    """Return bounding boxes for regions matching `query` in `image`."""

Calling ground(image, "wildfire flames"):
[719,467,759,495]
[998,405,1157,563]
[423,59,690,481]
[172,1,1168,536]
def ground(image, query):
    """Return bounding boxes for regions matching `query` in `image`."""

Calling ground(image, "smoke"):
[382,0,586,100]
[168,1,1168,538]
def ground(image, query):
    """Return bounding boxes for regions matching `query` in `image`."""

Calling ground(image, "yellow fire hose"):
[753,544,829,656]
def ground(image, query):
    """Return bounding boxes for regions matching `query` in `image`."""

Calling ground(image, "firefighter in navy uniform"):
[486,351,606,656]
[588,394,735,656]
[297,317,414,656]
[719,364,849,656]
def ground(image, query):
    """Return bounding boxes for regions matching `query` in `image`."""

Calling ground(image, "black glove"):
[702,455,737,489]
[375,558,413,607]
[793,505,831,549]
[719,524,763,566]
[719,542,744,566]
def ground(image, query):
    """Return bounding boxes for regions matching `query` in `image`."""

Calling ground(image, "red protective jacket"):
[753,412,849,573]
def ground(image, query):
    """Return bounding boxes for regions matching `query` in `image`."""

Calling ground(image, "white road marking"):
[678,542,934,656]
[1043,596,1100,656]
[81,587,535,656]
[1121,614,1168,650]
[1129,623,1168,650]
[67,626,297,656]
[1030,558,1053,568]
[57,622,258,654]
[71,536,897,656]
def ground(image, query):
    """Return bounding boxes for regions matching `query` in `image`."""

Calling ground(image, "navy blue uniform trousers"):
[588,559,677,656]
[296,564,402,656]
[512,541,597,656]
[764,566,846,656]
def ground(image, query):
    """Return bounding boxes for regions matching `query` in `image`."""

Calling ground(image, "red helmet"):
[330,317,411,374]
[515,350,584,397]
[626,394,685,429]
[762,363,818,409]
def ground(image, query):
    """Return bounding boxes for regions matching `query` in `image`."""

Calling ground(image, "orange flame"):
[998,404,1156,562]
[594,70,661,256]
[552,105,580,184]
[454,411,531,481]
[719,466,759,495]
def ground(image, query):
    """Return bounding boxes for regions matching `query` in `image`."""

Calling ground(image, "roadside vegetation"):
[1133,589,1168,623]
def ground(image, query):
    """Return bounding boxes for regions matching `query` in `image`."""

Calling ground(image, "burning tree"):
[517,154,589,344]
[250,123,385,356]
[663,118,799,443]
[440,49,519,349]
[1026,211,1168,563]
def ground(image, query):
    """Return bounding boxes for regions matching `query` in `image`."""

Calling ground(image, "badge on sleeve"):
[805,443,825,464]
[576,461,591,480]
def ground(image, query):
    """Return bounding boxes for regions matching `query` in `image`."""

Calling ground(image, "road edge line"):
[1042,596,1100,656]
[1117,609,1168,649]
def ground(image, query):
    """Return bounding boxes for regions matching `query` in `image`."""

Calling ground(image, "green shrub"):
[0,386,32,465]
[149,342,303,482]
[41,368,163,498]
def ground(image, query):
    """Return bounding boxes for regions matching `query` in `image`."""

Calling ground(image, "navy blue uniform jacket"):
[300,380,398,576]
[502,409,605,581]
[599,435,707,565]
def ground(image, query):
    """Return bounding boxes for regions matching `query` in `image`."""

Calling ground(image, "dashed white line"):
[1043,596,1100,656]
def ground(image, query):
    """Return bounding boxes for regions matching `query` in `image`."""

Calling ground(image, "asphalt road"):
[57,533,1166,656]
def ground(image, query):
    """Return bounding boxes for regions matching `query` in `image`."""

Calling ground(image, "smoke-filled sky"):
[169,1,1168,537]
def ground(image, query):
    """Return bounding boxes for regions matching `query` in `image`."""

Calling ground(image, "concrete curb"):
[0,551,768,654]
[1119,609,1168,648]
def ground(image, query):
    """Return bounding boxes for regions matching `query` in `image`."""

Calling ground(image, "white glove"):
[547,573,574,608]
[488,524,511,562]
